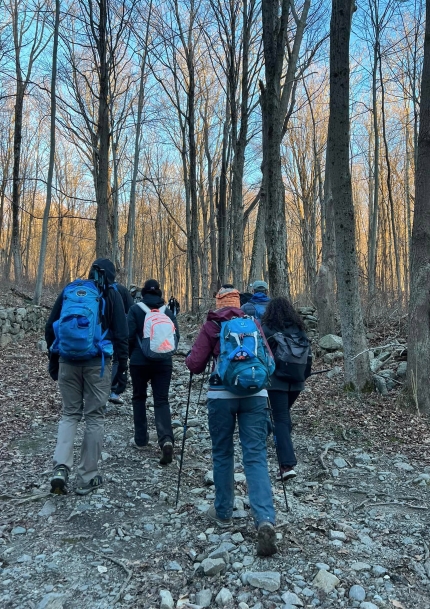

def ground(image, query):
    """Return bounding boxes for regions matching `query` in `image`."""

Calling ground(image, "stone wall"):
[297,306,318,339]
[0,305,48,348]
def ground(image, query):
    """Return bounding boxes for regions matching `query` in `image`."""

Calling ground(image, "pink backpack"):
[137,303,177,360]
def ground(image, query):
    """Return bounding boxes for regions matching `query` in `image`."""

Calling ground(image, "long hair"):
[261,296,306,331]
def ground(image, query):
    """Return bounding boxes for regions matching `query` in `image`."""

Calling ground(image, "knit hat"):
[142,279,161,295]
[215,287,241,309]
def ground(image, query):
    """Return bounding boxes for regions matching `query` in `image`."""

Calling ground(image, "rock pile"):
[317,334,408,394]
[297,306,318,339]
[0,305,47,348]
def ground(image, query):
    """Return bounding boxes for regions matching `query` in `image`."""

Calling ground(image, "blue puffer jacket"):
[241,292,271,320]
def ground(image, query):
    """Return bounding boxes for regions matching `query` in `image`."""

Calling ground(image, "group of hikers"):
[45,258,311,557]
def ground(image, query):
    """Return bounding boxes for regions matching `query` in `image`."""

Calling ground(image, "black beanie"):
[142,279,161,296]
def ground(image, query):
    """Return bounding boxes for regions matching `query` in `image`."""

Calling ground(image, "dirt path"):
[1,339,430,609]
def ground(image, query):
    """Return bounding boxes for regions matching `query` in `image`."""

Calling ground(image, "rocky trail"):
[1,337,430,609]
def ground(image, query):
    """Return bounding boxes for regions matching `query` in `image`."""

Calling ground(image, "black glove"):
[48,353,59,381]
[112,361,128,394]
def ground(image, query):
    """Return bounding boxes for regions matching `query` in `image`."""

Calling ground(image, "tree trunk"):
[217,102,230,287]
[368,34,379,300]
[248,201,266,285]
[11,83,24,281]
[34,0,60,303]
[315,144,336,336]
[95,0,111,258]
[260,0,310,297]
[329,0,371,391]
[407,0,430,414]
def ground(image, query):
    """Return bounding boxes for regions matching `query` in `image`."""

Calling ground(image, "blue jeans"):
[268,390,300,467]
[207,395,275,527]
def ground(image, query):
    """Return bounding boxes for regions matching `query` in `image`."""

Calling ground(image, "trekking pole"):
[175,371,193,507]
[266,395,289,513]
[195,360,211,415]
[310,368,332,376]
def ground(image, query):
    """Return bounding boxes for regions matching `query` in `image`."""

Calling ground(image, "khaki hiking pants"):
[53,362,111,485]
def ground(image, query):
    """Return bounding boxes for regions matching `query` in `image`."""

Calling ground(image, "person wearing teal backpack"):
[186,286,278,557]
[45,258,128,496]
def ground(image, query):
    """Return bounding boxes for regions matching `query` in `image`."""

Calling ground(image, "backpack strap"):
[137,302,151,314]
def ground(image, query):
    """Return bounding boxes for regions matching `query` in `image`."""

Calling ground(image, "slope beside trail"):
[0,336,430,609]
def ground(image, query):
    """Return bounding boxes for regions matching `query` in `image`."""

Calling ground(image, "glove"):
[112,361,128,394]
[48,353,59,381]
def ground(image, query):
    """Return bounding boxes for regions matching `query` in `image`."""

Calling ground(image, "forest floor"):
[1,314,430,609]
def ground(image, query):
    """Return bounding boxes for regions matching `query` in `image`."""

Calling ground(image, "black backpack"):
[268,327,311,383]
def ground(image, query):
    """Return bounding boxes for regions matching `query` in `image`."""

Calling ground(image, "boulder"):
[319,334,343,352]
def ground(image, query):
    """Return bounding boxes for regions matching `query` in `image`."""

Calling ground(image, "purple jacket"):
[185,307,244,374]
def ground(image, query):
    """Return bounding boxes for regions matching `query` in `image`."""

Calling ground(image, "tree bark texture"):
[315,145,337,336]
[328,0,371,391]
[94,0,111,259]
[407,0,430,414]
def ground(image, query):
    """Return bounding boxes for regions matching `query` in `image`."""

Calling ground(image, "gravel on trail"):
[1,336,430,609]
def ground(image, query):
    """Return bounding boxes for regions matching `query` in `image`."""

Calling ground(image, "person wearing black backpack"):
[45,258,128,496]
[127,279,179,465]
[261,297,312,482]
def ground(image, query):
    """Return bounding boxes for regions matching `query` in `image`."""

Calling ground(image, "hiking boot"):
[207,505,232,529]
[131,440,149,450]
[257,521,277,556]
[276,466,297,482]
[108,392,123,405]
[50,465,69,495]
[75,475,103,495]
[159,441,173,465]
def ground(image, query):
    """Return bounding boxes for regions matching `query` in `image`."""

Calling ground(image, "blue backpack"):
[216,316,275,395]
[50,279,113,375]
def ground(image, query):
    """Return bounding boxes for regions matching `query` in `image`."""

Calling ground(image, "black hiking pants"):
[130,363,174,448]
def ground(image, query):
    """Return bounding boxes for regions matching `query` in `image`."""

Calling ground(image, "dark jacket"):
[45,274,129,379]
[186,307,271,392]
[262,322,312,392]
[241,292,271,318]
[128,293,180,366]
[116,283,134,314]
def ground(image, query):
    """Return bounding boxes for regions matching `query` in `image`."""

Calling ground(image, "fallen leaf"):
[391,601,406,609]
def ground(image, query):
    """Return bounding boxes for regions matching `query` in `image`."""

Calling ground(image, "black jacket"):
[262,322,312,392]
[128,293,180,366]
[45,276,128,379]
[116,283,134,314]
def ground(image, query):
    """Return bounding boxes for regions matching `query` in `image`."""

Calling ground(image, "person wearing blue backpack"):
[45,258,128,495]
[241,280,271,319]
[186,286,278,557]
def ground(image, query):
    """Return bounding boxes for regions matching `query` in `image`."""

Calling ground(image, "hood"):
[141,293,165,308]
[250,292,270,303]
[206,307,244,323]
[90,258,116,285]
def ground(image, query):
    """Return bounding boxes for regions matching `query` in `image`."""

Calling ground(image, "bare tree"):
[260,0,310,296]
[407,0,430,414]
[8,0,48,280]
[328,0,371,390]
[34,0,60,304]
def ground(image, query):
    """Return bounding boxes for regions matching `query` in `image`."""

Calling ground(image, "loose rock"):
[245,571,281,592]
[312,569,340,593]
[160,589,175,609]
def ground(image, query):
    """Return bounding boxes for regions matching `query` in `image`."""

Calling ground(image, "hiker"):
[186,286,278,557]
[261,296,312,482]
[129,284,141,303]
[241,280,270,319]
[168,295,180,318]
[109,281,134,405]
[45,258,128,495]
[128,279,179,464]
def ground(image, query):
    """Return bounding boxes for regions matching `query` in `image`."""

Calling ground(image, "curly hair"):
[261,296,306,331]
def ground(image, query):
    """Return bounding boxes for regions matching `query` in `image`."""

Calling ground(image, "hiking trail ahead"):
[1,337,430,609]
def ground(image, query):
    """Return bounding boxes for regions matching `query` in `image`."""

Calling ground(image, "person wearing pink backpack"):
[127,279,179,464]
